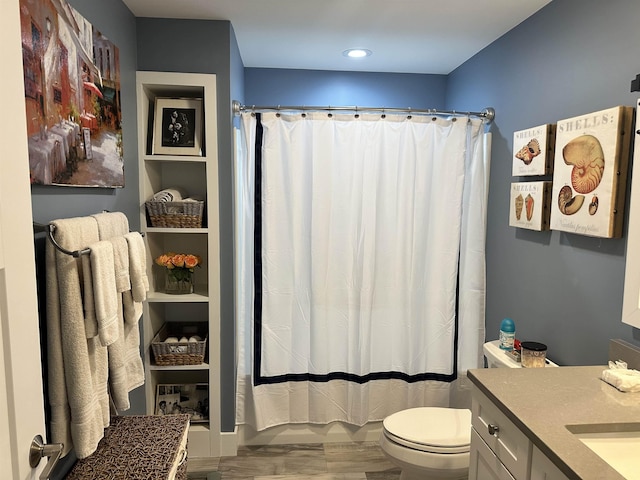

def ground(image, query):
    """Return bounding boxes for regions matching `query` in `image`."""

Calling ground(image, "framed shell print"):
[512,124,555,176]
[509,181,552,231]
[549,106,634,238]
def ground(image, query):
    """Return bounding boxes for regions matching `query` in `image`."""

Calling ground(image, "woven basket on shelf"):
[146,200,204,228]
[151,323,207,366]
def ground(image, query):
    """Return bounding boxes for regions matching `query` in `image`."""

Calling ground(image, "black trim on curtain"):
[252,114,459,386]
[252,113,264,382]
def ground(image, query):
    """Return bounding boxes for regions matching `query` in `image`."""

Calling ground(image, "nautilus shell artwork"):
[515,138,541,165]
[557,185,584,215]
[515,194,524,220]
[547,106,632,238]
[562,134,605,194]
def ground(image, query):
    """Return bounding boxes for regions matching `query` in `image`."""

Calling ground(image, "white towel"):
[81,255,98,339]
[89,241,119,347]
[92,212,145,404]
[92,212,129,240]
[46,217,110,459]
[123,290,143,325]
[107,295,130,411]
[111,236,131,293]
[124,232,149,303]
[602,367,640,393]
[150,187,186,202]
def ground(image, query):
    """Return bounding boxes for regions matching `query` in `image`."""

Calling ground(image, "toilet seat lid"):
[383,407,471,454]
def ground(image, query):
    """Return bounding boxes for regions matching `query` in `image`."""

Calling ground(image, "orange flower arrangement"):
[155,252,202,289]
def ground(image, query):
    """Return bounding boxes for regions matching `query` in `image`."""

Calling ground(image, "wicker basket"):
[146,200,204,228]
[151,323,207,366]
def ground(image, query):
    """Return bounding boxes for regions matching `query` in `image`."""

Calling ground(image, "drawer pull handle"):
[488,424,500,437]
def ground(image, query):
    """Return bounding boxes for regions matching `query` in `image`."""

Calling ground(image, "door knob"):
[29,435,63,480]
[488,424,500,437]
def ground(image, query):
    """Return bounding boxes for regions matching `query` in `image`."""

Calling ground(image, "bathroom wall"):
[244,0,640,368]
[31,0,140,227]
[27,1,141,477]
[31,0,145,420]
[446,0,640,365]
[28,0,640,451]
[244,68,447,108]
[136,17,238,432]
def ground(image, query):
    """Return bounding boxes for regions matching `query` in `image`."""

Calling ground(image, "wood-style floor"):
[187,442,401,480]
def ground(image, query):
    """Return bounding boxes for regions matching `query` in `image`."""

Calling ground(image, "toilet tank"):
[483,340,521,368]
[483,340,559,368]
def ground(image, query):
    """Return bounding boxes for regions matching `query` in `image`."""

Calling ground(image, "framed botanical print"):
[153,97,203,155]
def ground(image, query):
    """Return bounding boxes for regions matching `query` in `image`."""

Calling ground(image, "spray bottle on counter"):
[499,318,516,351]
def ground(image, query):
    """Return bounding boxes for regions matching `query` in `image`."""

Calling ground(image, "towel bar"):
[33,221,144,258]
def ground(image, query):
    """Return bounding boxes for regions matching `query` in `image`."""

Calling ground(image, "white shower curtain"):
[235,111,490,430]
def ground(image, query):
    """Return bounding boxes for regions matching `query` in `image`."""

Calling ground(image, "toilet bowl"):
[379,340,539,479]
[380,407,471,480]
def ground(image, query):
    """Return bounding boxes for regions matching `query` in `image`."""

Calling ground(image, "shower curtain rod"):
[232,100,495,124]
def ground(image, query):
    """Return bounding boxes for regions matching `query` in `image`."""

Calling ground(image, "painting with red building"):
[20,0,124,187]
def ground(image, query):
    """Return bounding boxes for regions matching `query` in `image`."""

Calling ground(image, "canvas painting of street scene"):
[20,0,124,187]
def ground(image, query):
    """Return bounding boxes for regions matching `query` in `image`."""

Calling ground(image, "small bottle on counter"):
[499,318,516,351]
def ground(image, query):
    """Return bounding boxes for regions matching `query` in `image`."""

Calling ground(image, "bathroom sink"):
[566,423,640,479]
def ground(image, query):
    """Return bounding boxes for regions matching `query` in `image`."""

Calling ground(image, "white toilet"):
[379,340,536,480]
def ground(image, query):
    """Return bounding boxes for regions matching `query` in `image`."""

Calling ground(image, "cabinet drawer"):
[472,385,532,480]
[470,428,516,480]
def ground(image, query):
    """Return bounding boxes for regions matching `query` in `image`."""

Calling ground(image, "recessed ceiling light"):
[343,48,372,58]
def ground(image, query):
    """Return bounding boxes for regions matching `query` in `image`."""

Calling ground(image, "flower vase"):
[165,268,194,295]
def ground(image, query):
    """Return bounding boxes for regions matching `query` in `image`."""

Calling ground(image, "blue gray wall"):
[244,1,640,369]
[32,0,145,424]
[32,0,140,227]
[244,68,446,108]
[136,17,238,432]
[447,0,640,366]
[31,0,640,447]
[35,2,141,477]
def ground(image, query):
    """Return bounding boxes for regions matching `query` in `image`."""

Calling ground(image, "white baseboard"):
[235,421,383,448]
[220,427,239,457]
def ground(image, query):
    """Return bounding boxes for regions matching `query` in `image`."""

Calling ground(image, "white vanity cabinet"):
[470,385,570,480]
[530,446,570,480]
[469,428,516,480]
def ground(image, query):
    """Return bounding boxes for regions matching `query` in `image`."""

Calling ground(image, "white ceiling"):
[121,0,551,74]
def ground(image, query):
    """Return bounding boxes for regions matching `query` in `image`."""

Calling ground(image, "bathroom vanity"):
[468,365,640,480]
